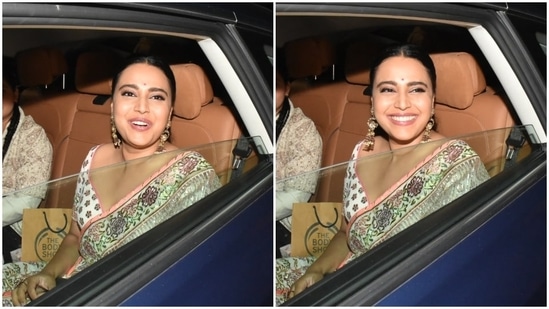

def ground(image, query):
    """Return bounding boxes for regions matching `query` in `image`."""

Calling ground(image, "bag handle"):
[43,211,68,233]
[313,205,339,228]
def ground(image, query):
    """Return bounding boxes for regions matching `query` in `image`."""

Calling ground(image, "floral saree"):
[275,139,490,305]
[3,147,221,305]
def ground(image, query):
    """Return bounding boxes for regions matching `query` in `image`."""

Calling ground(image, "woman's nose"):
[395,92,410,110]
[134,97,149,113]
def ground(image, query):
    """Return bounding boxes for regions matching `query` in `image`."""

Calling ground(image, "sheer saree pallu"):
[342,140,490,265]
[276,140,490,306]
[66,150,221,276]
[3,150,221,304]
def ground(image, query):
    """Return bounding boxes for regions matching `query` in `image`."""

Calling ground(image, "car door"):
[3,3,274,306]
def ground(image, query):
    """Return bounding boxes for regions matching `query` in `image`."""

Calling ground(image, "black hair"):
[364,43,436,96]
[111,55,176,106]
[3,56,20,161]
[276,47,290,83]
[3,56,18,90]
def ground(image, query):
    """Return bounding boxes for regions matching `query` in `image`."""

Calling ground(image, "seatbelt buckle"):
[505,128,526,161]
[232,156,244,170]
[232,139,252,170]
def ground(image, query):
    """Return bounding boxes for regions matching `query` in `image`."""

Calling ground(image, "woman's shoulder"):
[290,107,317,129]
[84,144,112,170]
[19,114,48,140]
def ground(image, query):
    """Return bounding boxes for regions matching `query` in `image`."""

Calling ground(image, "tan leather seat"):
[311,41,379,202]
[17,47,74,181]
[37,50,117,208]
[16,47,67,90]
[431,52,515,176]
[311,48,514,203]
[284,37,348,168]
[169,63,242,184]
[59,50,120,178]
[43,54,242,208]
[65,53,243,180]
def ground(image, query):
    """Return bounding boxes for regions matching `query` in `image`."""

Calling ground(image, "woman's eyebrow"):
[117,84,169,95]
[376,80,429,88]
[148,87,169,96]
[407,81,429,88]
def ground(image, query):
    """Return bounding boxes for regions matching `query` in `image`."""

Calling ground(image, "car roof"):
[101,3,273,32]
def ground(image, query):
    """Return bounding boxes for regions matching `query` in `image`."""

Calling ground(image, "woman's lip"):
[388,114,417,125]
[129,118,152,131]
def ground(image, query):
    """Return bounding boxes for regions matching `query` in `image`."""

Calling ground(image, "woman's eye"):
[410,88,426,93]
[380,87,395,93]
[121,91,136,97]
[151,94,166,101]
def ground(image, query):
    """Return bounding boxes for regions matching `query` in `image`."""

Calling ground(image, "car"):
[3,2,273,306]
[276,2,546,306]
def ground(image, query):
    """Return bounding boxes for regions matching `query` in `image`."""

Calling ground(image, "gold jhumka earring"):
[156,122,171,153]
[111,115,121,148]
[422,116,435,142]
[363,108,378,151]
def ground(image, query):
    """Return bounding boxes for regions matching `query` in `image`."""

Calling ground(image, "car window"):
[508,9,547,79]
[277,126,538,205]
[5,137,265,209]
[3,3,273,306]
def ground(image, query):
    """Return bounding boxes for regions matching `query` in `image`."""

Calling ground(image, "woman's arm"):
[13,218,81,304]
[38,219,81,279]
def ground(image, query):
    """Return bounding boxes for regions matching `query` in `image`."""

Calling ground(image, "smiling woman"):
[3,55,221,306]
[109,56,177,157]
[275,44,490,305]
[3,2,273,305]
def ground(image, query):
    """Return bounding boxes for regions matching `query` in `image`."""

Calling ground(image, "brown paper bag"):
[21,208,72,262]
[291,202,343,257]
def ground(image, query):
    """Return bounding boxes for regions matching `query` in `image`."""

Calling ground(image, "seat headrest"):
[284,37,335,80]
[170,63,214,120]
[431,52,486,109]
[344,41,382,85]
[75,50,119,95]
[16,47,68,87]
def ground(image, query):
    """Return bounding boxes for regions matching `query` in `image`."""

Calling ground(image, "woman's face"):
[276,71,289,115]
[371,56,435,149]
[112,63,173,151]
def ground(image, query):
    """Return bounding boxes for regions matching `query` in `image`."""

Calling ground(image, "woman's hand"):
[11,273,56,306]
[287,270,324,300]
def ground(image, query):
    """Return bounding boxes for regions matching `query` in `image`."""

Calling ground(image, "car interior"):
[4,28,262,209]
[276,20,532,203]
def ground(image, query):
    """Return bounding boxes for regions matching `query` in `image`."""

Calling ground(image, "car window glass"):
[276,126,538,204]
[237,26,274,83]
[508,13,547,79]
[5,137,265,209]
[535,32,546,55]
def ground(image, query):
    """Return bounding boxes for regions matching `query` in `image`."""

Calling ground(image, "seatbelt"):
[504,127,526,169]
[230,136,252,181]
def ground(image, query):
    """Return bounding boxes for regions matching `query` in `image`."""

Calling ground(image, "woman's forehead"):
[376,56,431,82]
[119,63,169,86]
